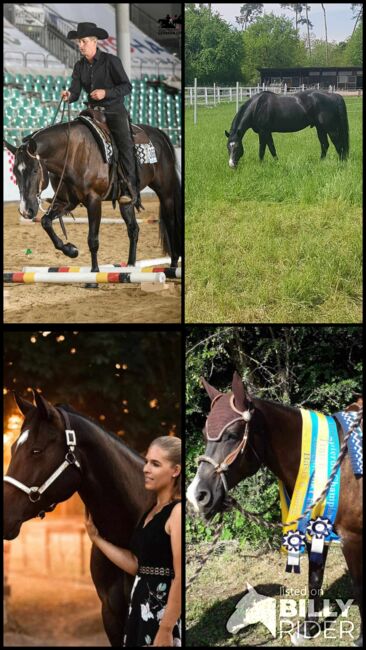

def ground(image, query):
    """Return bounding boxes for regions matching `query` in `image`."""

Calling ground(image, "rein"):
[25,98,72,239]
[3,407,81,519]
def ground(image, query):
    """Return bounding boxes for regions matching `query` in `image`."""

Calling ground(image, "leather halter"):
[3,407,81,517]
[198,394,254,493]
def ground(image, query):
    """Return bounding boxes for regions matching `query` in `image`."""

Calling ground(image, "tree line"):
[185,3,363,85]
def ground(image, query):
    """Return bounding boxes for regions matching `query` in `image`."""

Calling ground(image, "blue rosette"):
[283,530,306,574]
[306,516,333,564]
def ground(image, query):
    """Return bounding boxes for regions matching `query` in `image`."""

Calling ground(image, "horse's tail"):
[156,129,181,259]
[335,94,349,160]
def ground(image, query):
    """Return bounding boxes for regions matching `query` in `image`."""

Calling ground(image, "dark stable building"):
[259,66,363,90]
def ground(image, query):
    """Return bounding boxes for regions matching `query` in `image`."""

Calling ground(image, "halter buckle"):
[66,429,76,447]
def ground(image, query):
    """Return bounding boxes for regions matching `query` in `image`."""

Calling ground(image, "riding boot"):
[118,158,138,205]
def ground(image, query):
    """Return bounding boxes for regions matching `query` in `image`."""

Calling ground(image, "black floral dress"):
[123,499,181,647]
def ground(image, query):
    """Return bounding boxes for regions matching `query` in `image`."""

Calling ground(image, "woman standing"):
[85,436,181,646]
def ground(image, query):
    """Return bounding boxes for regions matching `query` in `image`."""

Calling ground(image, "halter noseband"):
[3,407,81,517]
[198,394,254,493]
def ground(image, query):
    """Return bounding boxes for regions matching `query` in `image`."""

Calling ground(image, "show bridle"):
[3,407,81,518]
[197,394,255,493]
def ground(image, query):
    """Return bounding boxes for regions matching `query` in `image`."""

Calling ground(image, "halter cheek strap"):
[198,394,254,493]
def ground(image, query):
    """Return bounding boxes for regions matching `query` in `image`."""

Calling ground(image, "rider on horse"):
[62,22,138,205]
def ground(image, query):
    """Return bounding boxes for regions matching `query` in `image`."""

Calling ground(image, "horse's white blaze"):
[19,198,26,214]
[187,474,201,512]
[229,159,236,168]
[17,163,26,173]
[16,429,29,449]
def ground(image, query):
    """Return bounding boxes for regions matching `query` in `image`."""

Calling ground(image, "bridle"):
[3,407,81,518]
[197,394,256,493]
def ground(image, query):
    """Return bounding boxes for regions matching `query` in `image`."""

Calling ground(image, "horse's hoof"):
[62,243,79,258]
[290,631,312,646]
[84,283,99,289]
[352,635,363,647]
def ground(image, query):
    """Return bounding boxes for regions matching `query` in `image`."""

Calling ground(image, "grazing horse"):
[3,391,154,647]
[187,372,363,646]
[225,90,349,167]
[4,119,181,278]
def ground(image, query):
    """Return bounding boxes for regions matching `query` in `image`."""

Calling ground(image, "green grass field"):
[185,97,362,323]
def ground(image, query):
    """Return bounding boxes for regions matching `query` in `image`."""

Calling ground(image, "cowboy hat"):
[67,22,109,40]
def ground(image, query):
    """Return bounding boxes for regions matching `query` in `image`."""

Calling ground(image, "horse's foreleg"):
[258,133,267,161]
[120,204,139,266]
[316,126,330,159]
[86,198,102,271]
[84,196,102,288]
[342,535,363,646]
[266,133,278,160]
[41,207,78,258]
[294,543,329,642]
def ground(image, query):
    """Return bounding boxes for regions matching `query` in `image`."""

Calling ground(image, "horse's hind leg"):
[342,535,363,646]
[266,133,278,159]
[119,203,139,266]
[327,130,345,161]
[316,126,330,159]
[151,188,180,267]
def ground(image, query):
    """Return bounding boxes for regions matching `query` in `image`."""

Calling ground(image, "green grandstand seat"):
[4,72,15,84]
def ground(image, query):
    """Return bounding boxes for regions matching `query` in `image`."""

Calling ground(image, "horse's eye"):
[227,433,238,441]
[32,449,42,455]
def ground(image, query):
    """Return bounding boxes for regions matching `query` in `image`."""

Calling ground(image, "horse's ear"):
[232,371,248,411]
[200,377,222,402]
[34,392,61,423]
[27,138,37,155]
[224,130,230,138]
[13,392,34,416]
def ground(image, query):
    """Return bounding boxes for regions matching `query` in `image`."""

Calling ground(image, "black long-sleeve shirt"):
[68,47,132,109]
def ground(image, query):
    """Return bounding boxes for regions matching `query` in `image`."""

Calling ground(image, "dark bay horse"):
[3,391,155,646]
[187,372,362,646]
[224,90,349,166]
[4,120,181,275]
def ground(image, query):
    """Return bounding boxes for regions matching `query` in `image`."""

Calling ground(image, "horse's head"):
[187,372,262,521]
[225,130,244,168]
[13,138,49,220]
[4,392,82,540]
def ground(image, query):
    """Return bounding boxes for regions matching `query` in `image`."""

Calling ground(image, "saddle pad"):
[334,411,363,477]
[135,143,158,165]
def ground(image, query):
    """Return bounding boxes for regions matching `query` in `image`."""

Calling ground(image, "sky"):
[209,4,359,42]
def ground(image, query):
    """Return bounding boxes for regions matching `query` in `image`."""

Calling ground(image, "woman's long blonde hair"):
[150,436,181,498]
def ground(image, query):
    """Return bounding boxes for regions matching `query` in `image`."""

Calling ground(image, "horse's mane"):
[56,403,144,461]
[230,97,253,133]
[254,397,300,415]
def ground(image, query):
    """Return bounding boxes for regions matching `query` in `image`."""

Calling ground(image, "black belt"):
[138,565,175,577]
